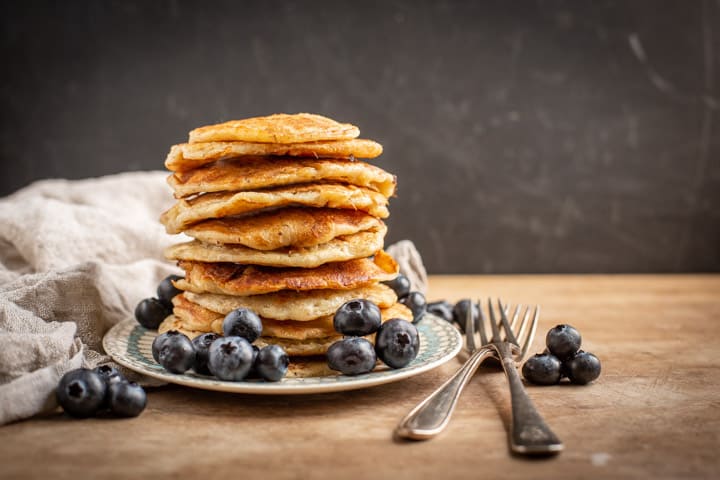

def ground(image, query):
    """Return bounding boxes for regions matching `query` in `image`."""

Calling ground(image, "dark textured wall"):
[1,0,719,273]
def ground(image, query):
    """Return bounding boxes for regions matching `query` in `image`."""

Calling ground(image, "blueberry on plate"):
[208,336,255,381]
[546,324,582,361]
[222,308,263,343]
[382,274,411,300]
[107,381,147,417]
[427,300,454,323]
[56,368,107,418]
[522,352,562,385]
[400,291,427,323]
[191,333,220,375]
[374,319,420,369]
[327,337,377,375]
[255,345,289,382]
[452,299,479,333]
[157,274,183,307]
[156,331,195,374]
[246,345,261,379]
[333,299,382,336]
[151,332,171,363]
[564,350,601,385]
[135,298,171,330]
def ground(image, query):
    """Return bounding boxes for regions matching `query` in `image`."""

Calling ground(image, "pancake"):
[165,139,383,172]
[168,157,396,199]
[160,183,389,234]
[183,283,397,321]
[188,113,359,144]
[183,208,384,251]
[165,227,386,268]
[175,251,398,296]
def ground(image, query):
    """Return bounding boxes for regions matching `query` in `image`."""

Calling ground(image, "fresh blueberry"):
[255,345,289,382]
[564,350,601,385]
[157,274,183,307]
[383,274,411,300]
[151,333,171,363]
[208,336,255,381]
[93,364,124,385]
[374,319,420,368]
[522,352,562,385]
[135,298,171,330]
[156,331,195,374]
[222,308,263,343]
[452,299,480,333]
[400,291,427,323]
[333,299,382,336]
[546,324,582,361]
[327,337,377,375]
[191,333,219,375]
[246,345,261,379]
[107,381,147,417]
[427,300,454,323]
[56,368,107,418]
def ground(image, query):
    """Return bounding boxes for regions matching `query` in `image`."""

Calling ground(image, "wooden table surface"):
[2,275,719,479]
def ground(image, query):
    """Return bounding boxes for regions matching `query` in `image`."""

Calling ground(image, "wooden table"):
[2,275,719,479]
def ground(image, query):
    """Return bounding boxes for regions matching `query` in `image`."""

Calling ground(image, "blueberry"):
[427,300,453,323]
[151,333,170,363]
[191,333,219,375]
[546,324,582,360]
[400,291,427,323]
[564,351,601,385]
[93,364,124,385]
[327,337,377,375]
[222,308,263,343]
[157,274,183,307]
[522,352,562,385]
[56,369,107,418]
[107,381,147,417]
[374,319,420,368]
[246,345,261,379]
[156,331,195,374]
[383,274,411,300]
[255,345,289,382]
[208,336,254,381]
[135,298,171,330]
[333,299,382,336]
[452,299,479,333]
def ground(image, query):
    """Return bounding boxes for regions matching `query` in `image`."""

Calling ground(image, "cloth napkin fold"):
[0,172,427,426]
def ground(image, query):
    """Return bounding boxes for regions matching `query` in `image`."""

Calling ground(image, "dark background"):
[1,0,719,273]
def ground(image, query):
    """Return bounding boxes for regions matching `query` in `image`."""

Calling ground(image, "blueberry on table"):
[256,345,290,382]
[108,381,147,417]
[208,336,255,381]
[155,331,195,374]
[546,324,582,361]
[222,308,263,343]
[157,274,183,307]
[93,365,124,385]
[400,291,427,323]
[333,299,382,336]
[374,319,420,368]
[382,274,411,300]
[427,300,454,323]
[564,351,601,385]
[135,298,171,330]
[522,352,562,385]
[327,337,377,375]
[452,299,479,333]
[191,333,220,375]
[56,369,107,418]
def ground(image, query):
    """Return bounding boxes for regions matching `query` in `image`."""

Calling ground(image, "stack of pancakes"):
[157,113,412,377]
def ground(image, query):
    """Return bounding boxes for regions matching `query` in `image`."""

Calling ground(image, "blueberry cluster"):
[522,324,601,385]
[135,275,183,329]
[383,274,427,323]
[328,299,420,375]
[152,307,289,382]
[56,366,147,418]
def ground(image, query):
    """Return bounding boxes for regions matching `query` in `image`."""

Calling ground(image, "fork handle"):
[395,347,495,440]
[493,343,564,454]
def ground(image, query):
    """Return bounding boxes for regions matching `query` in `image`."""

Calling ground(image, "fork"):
[395,299,563,454]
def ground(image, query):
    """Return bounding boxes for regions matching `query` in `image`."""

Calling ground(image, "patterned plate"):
[103,314,462,394]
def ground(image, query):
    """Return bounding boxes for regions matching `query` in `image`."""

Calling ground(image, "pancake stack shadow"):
[158,113,412,377]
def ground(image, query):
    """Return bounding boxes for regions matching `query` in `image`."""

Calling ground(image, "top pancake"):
[188,113,359,144]
[167,157,396,199]
[165,139,383,172]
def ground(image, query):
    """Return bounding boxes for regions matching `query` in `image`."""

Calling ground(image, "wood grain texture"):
[1,275,719,479]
